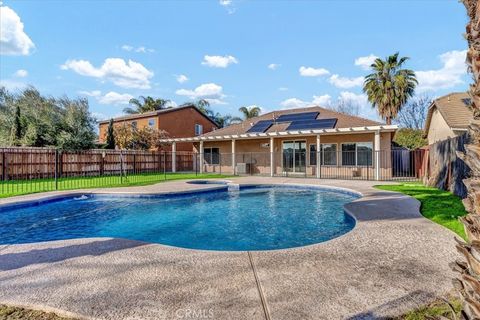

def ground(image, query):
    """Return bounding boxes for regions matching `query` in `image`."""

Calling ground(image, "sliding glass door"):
[282,141,306,173]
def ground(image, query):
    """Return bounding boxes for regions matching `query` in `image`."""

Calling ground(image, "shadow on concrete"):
[0,238,146,271]
[345,192,422,222]
[346,290,437,320]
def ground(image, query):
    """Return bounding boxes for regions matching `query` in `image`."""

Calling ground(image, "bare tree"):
[394,95,432,129]
[329,99,360,116]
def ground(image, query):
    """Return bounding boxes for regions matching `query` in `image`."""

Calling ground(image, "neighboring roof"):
[424,92,474,134]
[159,106,397,143]
[203,106,382,137]
[98,105,219,128]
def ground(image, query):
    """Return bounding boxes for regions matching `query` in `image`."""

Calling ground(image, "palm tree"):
[123,96,170,114]
[363,53,417,125]
[453,1,480,319]
[238,105,261,120]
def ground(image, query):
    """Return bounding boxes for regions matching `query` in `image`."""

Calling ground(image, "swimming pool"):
[0,185,358,251]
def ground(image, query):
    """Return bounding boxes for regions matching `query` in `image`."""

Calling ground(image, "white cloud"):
[0,5,35,55]
[219,0,236,14]
[416,50,467,91]
[176,83,226,104]
[78,90,102,97]
[98,91,134,105]
[299,66,330,77]
[121,44,154,53]
[268,63,280,70]
[78,90,133,105]
[61,58,154,89]
[280,94,332,109]
[13,69,28,77]
[354,54,378,70]
[175,74,189,83]
[201,55,238,68]
[0,79,27,90]
[278,87,288,91]
[328,74,364,88]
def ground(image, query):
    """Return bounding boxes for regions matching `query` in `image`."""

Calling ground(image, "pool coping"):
[0,177,460,320]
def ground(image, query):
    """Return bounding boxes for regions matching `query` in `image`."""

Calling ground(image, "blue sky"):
[0,0,470,122]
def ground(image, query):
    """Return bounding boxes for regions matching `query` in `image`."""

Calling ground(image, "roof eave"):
[159,124,398,143]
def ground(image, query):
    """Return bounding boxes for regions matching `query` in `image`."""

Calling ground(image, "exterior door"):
[282,141,306,173]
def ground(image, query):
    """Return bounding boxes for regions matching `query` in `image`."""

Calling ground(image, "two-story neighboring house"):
[98,105,219,151]
[424,92,474,144]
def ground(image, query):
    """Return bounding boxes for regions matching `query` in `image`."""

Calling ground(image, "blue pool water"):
[0,186,358,250]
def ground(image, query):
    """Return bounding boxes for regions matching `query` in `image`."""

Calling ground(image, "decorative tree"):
[238,105,261,119]
[123,96,170,114]
[453,1,480,319]
[363,53,417,125]
[105,119,116,149]
[11,105,22,146]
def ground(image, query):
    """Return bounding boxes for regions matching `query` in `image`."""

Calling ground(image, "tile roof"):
[202,106,382,137]
[425,92,474,133]
[98,105,219,127]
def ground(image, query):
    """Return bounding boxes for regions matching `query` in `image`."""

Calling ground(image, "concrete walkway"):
[0,177,459,320]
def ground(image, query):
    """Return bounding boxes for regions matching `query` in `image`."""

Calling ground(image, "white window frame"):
[321,143,338,166]
[148,118,156,128]
[195,124,203,136]
[309,143,338,166]
[340,142,373,167]
[204,147,220,165]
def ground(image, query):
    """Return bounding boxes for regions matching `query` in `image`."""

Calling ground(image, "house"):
[424,92,474,145]
[160,106,399,180]
[98,105,219,151]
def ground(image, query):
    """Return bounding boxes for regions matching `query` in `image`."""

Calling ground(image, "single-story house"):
[161,106,399,180]
[98,105,219,151]
[424,92,474,145]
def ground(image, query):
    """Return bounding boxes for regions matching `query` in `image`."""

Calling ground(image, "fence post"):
[1,150,5,181]
[374,130,381,180]
[54,149,58,190]
[163,151,167,180]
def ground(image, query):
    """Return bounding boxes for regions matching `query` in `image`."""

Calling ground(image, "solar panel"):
[276,112,319,122]
[286,118,337,130]
[246,120,273,133]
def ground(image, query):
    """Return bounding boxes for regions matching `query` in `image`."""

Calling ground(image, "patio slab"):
[0,177,459,320]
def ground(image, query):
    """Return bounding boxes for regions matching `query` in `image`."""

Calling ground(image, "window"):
[321,144,337,165]
[309,143,338,166]
[357,142,373,166]
[148,118,155,127]
[341,143,356,166]
[131,121,137,130]
[195,124,203,136]
[341,142,373,166]
[204,148,220,165]
[309,144,317,166]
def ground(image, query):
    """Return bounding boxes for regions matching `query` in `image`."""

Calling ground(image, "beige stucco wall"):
[196,132,393,179]
[426,108,457,145]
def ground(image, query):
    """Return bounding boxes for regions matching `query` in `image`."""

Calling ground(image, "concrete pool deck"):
[0,177,459,320]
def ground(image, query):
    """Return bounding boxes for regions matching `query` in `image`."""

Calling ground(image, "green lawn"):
[0,173,232,198]
[375,182,467,240]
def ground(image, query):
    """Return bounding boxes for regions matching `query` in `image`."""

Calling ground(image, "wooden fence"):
[421,134,470,198]
[0,147,196,180]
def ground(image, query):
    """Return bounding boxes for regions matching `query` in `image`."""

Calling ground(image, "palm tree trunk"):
[453,1,480,319]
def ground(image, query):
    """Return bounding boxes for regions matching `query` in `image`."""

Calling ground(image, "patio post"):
[172,142,176,173]
[199,140,204,174]
[316,134,321,178]
[374,130,380,180]
[270,137,274,177]
[231,139,236,175]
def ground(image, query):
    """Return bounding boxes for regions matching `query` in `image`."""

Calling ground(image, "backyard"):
[376,182,468,239]
[0,173,230,198]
